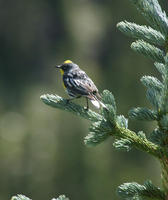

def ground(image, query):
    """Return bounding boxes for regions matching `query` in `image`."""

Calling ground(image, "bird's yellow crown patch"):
[64,60,72,64]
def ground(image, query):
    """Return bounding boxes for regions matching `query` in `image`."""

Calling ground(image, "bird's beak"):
[55,65,61,69]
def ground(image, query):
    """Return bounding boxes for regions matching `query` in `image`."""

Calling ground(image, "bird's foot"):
[84,106,89,111]
[65,99,70,105]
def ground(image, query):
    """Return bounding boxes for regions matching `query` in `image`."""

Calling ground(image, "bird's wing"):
[64,70,105,108]
[69,70,100,98]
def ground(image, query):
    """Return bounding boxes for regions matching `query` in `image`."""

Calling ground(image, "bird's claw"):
[65,99,70,105]
[84,106,89,111]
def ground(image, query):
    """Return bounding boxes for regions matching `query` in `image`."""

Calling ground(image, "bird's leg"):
[85,98,89,110]
[65,96,81,104]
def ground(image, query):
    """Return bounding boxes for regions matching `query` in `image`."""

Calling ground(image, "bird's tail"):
[90,99,106,109]
[89,95,106,109]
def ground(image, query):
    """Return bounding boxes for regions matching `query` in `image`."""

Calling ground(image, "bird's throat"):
[60,69,64,75]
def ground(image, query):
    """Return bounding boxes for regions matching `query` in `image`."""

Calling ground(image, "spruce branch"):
[11,195,69,200]
[129,0,168,36]
[84,120,162,157]
[41,91,162,157]
[113,138,133,152]
[40,94,102,122]
[129,107,158,121]
[116,115,128,128]
[140,76,163,91]
[160,158,168,192]
[113,124,162,158]
[131,40,165,63]
[84,118,112,146]
[159,114,168,131]
[117,181,165,200]
[52,195,69,200]
[101,90,116,110]
[117,0,168,197]
[150,129,166,146]
[146,88,161,110]
[140,76,163,112]
[154,62,166,77]
[117,21,165,46]
[159,55,168,114]
[11,195,31,200]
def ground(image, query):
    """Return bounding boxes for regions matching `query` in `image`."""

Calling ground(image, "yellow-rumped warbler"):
[55,60,105,109]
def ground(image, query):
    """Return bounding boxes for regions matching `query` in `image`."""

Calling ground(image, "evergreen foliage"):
[12,0,168,199]
[117,180,165,200]
[11,195,69,200]
[131,40,165,62]
[11,195,32,200]
[128,107,157,121]
[113,138,132,152]
[117,21,165,46]
[52,195,69,200]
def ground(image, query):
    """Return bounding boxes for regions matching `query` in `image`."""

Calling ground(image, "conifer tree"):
[11,0,168,199]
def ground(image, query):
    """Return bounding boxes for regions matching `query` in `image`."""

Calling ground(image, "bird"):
[55,60,105,110]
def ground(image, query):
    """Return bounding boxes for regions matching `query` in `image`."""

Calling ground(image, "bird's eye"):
[62,66,66,70]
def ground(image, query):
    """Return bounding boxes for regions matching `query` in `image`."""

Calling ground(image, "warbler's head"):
[55,60,79,74]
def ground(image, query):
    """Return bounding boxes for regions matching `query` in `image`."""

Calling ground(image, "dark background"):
[0,0,167,199]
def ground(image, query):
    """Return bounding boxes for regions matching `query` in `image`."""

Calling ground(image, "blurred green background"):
[0,0,168,200]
